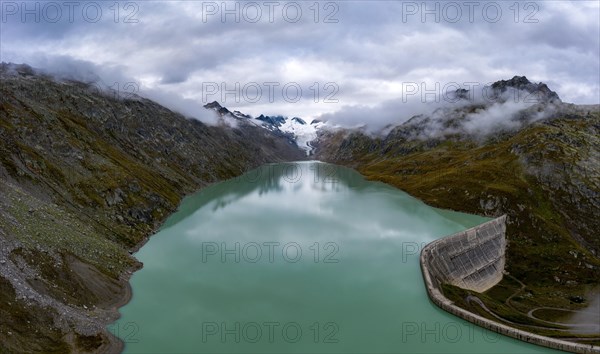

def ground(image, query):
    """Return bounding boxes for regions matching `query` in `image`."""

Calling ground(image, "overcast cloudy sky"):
[1,0,599,125]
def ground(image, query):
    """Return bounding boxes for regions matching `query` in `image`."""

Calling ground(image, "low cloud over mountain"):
[2,2,598,121]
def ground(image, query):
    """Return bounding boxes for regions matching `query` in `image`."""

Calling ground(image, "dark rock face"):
[490,75,561,103]
[447,76,561,105]
[0,64,305,353]
[203,101,232,116]
[454,88,471,100]
[256,114,287,127]
[232,110,251,119]
[203,100,223,110]
[292,117,306,125]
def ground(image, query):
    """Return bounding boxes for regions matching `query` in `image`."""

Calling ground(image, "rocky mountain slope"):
[2,66,598,351]
[315,76,600,344]
[0,63,305,353]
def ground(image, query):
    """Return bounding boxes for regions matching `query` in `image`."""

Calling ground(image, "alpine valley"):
[1,63,599,352]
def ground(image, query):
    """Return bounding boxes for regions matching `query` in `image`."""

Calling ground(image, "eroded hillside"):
[0,64,304,352]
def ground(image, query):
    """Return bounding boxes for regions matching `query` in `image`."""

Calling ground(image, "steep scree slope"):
[0,64,304,353]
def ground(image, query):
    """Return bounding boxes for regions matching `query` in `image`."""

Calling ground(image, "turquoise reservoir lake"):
[113,162,557,353]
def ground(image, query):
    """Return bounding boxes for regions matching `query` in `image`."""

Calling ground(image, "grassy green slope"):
[316,112,600,342]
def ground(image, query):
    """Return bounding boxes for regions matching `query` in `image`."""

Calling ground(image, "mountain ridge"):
[314,96,600,346]
[202,100,325,155]
[1,63,599,351]
[0,64,305,352]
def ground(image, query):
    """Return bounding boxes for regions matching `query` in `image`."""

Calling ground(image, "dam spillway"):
[423,215,507,292]
[420,215,599,354]
[117,162,561,353]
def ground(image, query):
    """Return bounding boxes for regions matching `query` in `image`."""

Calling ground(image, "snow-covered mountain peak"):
[202,102,325,155]
[279,116,325,155]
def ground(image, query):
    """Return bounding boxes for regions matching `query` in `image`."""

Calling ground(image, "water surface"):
[114,162,557,353]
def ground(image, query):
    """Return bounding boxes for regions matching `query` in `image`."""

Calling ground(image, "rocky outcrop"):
[256,114,287,127]
[490,75,561,103]
[0,64,305,353]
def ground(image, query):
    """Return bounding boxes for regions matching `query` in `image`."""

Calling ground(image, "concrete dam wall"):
[420,215,599,354]
[425,215,506,292]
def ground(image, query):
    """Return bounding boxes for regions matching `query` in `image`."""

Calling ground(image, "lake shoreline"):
[112,162,556,353]
[99,172,253,353]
